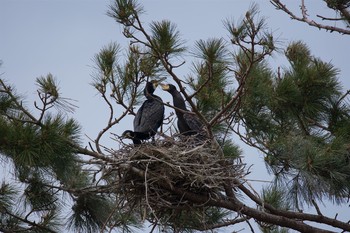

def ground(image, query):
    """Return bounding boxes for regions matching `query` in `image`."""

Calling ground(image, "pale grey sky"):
[2,1,349,138]
[1,1,349,232]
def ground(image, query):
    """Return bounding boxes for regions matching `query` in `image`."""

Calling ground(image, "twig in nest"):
[108,138,247,224]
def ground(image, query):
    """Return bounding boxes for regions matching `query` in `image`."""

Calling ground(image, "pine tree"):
[1,1,350,232]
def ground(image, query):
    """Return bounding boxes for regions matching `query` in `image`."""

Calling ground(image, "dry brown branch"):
[270,0,350,35]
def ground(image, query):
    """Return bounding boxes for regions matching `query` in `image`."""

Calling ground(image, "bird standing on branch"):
[122,78,165,144]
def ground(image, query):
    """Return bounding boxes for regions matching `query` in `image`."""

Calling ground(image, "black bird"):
[161,83,205,137]
[122,78,165,144]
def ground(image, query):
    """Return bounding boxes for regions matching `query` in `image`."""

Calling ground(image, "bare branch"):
[270,0,350,35]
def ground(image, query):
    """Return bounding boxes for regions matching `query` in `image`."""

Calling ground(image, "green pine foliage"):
[0,181,62,232]
[150,20,186,58]
[108,0,143,26]
[188,38,240,159]
[68,193,112,233]
[259,185,290,233]
[0,182,19,231]
[262,184,291,211]
[92,42,163,109]
[239,58,275,137]
[222,140,242,159]
[94,43,121,81]
[190,38,233,119]
[68,192,141,233]
[1,70,141,232]
[0,112,81,184]
[0,182,15,208]
[24,176,57,211]
[0,77,101,232]
[239,41,350,206]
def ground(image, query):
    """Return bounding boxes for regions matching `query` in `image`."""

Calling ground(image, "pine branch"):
[192,216,247,231]
[2,208,57,233]
[72,143,116,163]
[35,90,53,124]
[94,84,124,154]
[316,14,347,21]
[92,44,138,153]
[236,180,350,231]
[270,0,350,35]
[336,89,350,106]
[312,199,323,216]
[0,79,40,125]
[168,182,335,233]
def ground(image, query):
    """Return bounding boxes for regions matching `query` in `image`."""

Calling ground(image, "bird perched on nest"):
[122,78,165,144]
[161,83,206,138]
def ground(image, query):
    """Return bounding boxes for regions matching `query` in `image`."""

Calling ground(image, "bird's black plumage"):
[161,83,205,137]
[122,79,165,144]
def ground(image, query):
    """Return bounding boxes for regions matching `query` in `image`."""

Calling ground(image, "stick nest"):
[110,137,245,216]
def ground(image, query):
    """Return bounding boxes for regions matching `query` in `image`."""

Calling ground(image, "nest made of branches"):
[110,137,246,216]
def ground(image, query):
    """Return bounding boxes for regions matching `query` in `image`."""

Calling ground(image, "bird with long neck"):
[122,78,165,144]
[161,83,205,137]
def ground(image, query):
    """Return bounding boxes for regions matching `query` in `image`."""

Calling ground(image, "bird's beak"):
[157,77,167,83]
[153,77,167,88]
[121,131,131,139]
[160,83,170,91]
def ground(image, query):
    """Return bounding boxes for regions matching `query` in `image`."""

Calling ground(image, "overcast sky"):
[1,1,350,232]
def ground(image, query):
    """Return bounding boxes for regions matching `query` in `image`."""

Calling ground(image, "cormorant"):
[161,83,205,137]
[122,78,165,144]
